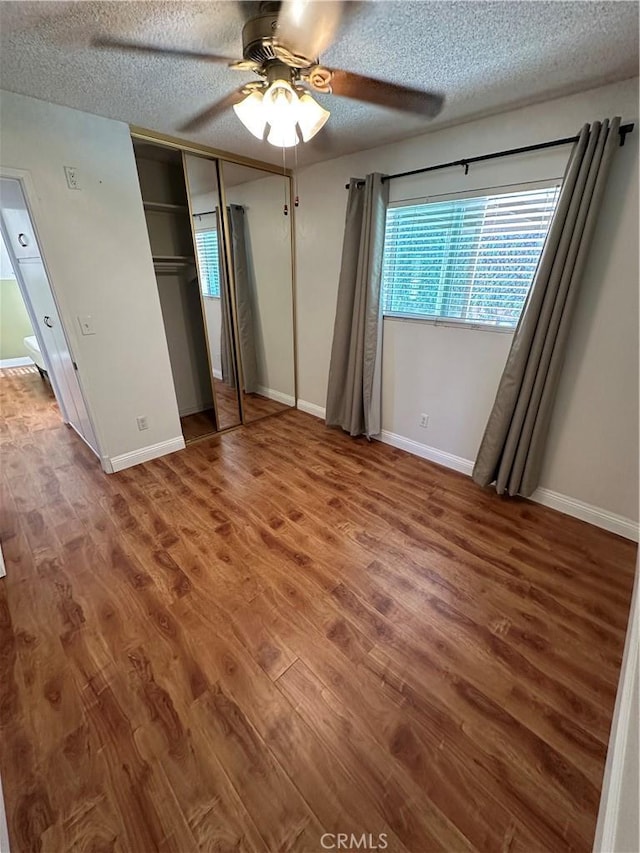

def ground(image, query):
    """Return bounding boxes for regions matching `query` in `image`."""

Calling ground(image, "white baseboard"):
[0,356,32,368]
[297,399,326,420]
[102,436,185,474]
[379,429,474,476]
[213,368,223,380]
[531,487,638,542]
[594,564,639,852]
[257,385,296,407]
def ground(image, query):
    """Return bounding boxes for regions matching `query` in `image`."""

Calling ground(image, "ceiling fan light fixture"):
[296,91,330,142]
[233,90,268,140]
[262,79,300,148]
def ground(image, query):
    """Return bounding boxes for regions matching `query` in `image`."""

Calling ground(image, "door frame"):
[0,165,102,458]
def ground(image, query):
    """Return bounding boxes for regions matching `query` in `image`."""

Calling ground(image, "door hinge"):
[72,361,78,370]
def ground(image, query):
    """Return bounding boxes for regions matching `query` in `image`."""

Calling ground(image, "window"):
[381,184,560,328]
[195,229,221,298]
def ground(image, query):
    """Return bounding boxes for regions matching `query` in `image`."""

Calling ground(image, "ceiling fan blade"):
[276,0,345,60]
[92,36,239,64]
[178,90,247,133]
[328,69,444,118]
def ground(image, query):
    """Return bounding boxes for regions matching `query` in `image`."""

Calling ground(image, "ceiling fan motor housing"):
[242,10,281,64]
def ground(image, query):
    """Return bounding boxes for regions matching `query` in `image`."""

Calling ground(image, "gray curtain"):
[326,173,389,438]
[217,205,259,393]
[228,204,259,394]
[216,207,237,389]
[473,117,621,496]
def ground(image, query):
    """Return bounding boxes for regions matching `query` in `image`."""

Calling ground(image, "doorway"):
[0,175,99,457]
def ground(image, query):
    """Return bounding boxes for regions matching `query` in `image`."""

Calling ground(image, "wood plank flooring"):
[0,366,636,852]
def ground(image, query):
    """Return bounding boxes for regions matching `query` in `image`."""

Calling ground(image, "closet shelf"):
[144,201,189,214]
[152,255,196,273]
[153,255,195,263]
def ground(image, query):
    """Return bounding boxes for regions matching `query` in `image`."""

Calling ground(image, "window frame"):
[194,225,221,300]
[381,178,562,332]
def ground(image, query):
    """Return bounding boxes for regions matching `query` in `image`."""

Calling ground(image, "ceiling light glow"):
[234,79,329,148]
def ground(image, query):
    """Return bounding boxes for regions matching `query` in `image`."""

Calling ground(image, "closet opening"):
[133,141,225,444]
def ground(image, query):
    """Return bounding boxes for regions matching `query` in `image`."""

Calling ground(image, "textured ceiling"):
[0,1,638,168]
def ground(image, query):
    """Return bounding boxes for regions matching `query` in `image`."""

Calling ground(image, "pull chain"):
[282,145,288,216]
[293,139,299,208]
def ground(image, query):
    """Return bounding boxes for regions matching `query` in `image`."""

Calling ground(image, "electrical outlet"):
[419,413,429,428]
[64,166,80,190]
[136,416,149,431]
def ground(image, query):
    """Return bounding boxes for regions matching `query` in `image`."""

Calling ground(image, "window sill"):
[202,295,221,301]
[383,313,515,334]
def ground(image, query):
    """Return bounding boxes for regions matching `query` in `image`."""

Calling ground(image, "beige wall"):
[0,278,33,360]
[0,90,182,461]
[294,77,639,525]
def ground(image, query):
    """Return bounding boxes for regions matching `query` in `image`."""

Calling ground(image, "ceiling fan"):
[94,0,444,148]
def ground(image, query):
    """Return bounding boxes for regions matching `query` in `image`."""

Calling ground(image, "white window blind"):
[381,184,560,328]
[195,229,221,298]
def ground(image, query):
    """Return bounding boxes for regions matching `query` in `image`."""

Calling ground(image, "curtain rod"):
[344,122,634,189]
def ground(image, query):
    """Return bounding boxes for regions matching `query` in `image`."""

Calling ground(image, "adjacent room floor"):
[0,366,636,852]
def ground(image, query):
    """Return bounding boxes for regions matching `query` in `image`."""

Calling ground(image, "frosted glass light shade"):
[297,92,330,142]
[262,79,298,125]
[267,123,299,148]
[262,80,299,147]
[233,91,266,140]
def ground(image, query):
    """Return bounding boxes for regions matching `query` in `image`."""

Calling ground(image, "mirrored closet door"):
[219,161,296,424]
[183,153,243,431]
[133,133,296,441]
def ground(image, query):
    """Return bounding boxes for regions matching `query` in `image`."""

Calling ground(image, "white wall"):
[295,77,639,526]
[0,90,182,464]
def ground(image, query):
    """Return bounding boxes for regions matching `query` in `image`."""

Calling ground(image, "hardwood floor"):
[181,392,292,444]
[213,378,293,428]
[180,409,218,443]
[0,366,636,852]
[242,392,292,424]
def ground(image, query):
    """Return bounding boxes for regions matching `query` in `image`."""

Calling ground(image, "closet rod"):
[344,122,634,189]
[193,210,216,217]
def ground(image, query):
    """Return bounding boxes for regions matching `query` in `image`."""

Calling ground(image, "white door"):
[1,179,39,260]
[0,177,99,454]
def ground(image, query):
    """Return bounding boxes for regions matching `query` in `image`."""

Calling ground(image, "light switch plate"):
[78,315,96,335]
